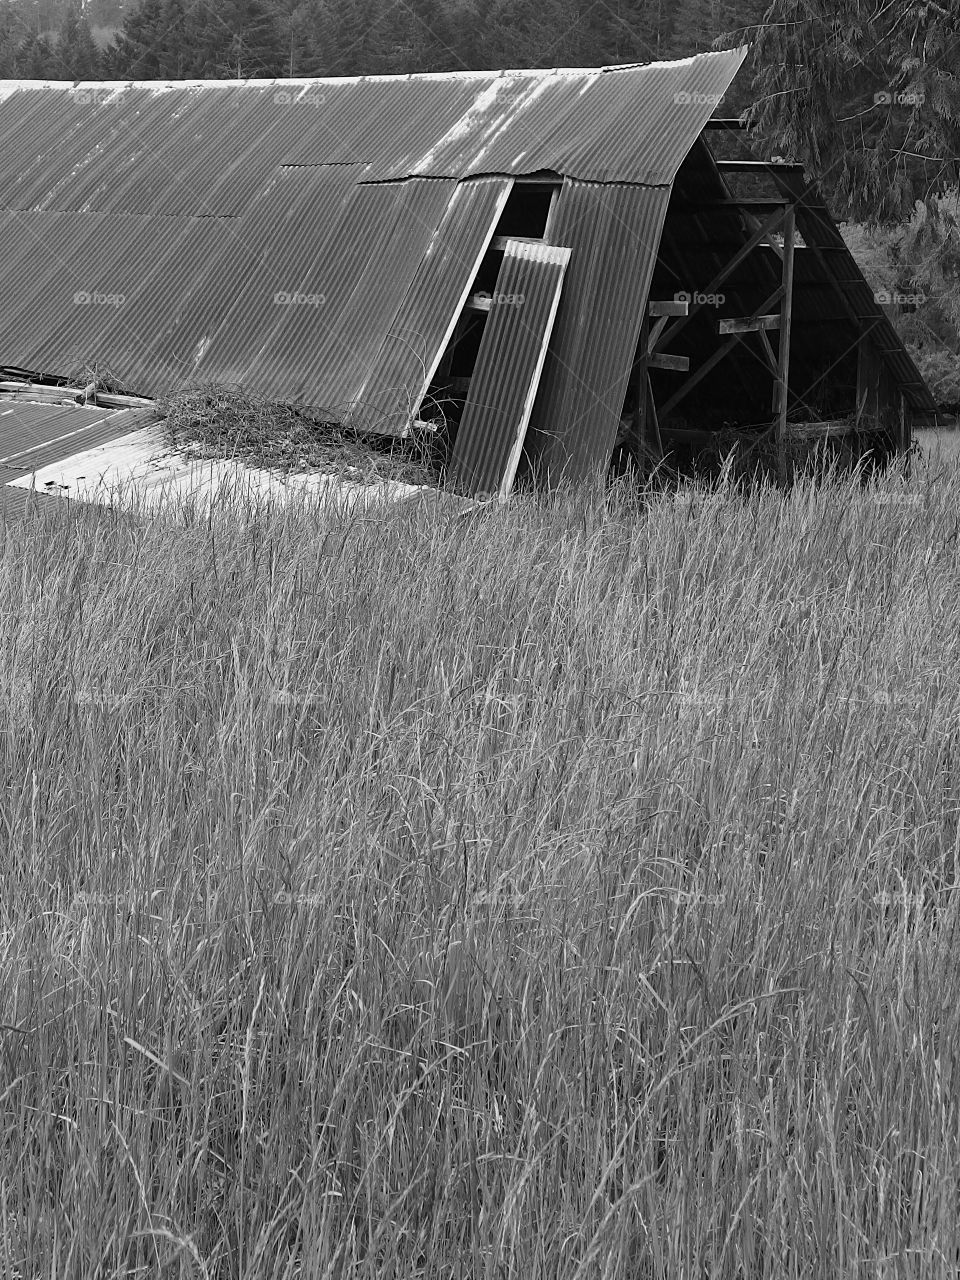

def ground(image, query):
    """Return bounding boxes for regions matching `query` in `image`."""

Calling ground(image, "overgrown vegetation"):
[842,192,960,409]
[158,384,438,488]
[1,437,960,1276]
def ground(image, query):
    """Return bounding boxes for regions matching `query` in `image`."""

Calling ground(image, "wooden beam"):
[757,328,778,374]
[490,235,544,251]
[718,314,781,335]
[715,160,806,173]
[623,309,664,466]
[785,419,860,440]
[856,336,881,429]
[646,372,664,460]
[648,352,690,372]
[773,207,796,484]
[650,203,793,354]
[647,314,670,351]
[648,300,689,317]
[740,208,784,260]
[658,284,786,418]
[674,198,800,210]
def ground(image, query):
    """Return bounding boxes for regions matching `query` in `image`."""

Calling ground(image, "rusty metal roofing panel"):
[352,176,513,434]
[0,400,155,471]
[171,164,371,397]
[0,210,214,382]
[0,481,61,518]
[0,400,116,462]
[2,55,746,201]
[1,57,742,414]
[238,177,457,406]
[447,241,571,498]
[5,407,157,471]
[281,76,486,167]
[526,181,671,486]
[365,53,747,182]
[552,53,748,183]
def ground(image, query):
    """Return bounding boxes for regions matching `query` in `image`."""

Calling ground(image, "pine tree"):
[325,0,385,75]
[16,31,58,75]
[0,1,21,74]
[744,0,960,224]
[56,1,101,77]
[104,0,171,76]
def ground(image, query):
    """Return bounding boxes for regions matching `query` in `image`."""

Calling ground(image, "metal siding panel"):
[352,177,512,434]
[447,242,570,497]
[281,78,486,168]
[0,401,154,470]
[186,165,370,397]
[244,179,457,406]
[553,54,748,183]
[365,53,747,181]
[2,56,747,203]
[82,218,255,392]
[526,182,671,485]
[0,482,62,518]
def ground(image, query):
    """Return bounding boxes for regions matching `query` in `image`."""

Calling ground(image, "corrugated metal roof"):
[233,177,457,406]
[0,399,160,518]
[0,400,158,471]
[525,181,672,485]
[3,421,427,516]
[447,241,570,498]
[2,52,931,482]
[0,56,744,417]
[0,481,62,519]
[351,176,513,433]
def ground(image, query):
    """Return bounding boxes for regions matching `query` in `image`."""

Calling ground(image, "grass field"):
[2,431,960,1278]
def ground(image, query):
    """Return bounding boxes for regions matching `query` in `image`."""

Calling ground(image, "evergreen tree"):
[743,0,960,224]
[104,0,177,76]
[375,0,460,75]
[325,0,385,75]
[272,0,332,77]
[597,0,676,66]
[56,1,101,77]
[0,1,22,74]
[16,30,57,75]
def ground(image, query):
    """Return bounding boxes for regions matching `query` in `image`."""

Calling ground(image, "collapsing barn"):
[0,52,937,499]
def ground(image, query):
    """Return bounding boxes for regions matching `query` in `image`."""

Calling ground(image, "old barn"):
[0,51,937,500]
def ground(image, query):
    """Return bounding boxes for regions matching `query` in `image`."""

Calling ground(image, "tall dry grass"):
[1,442,960,1278]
